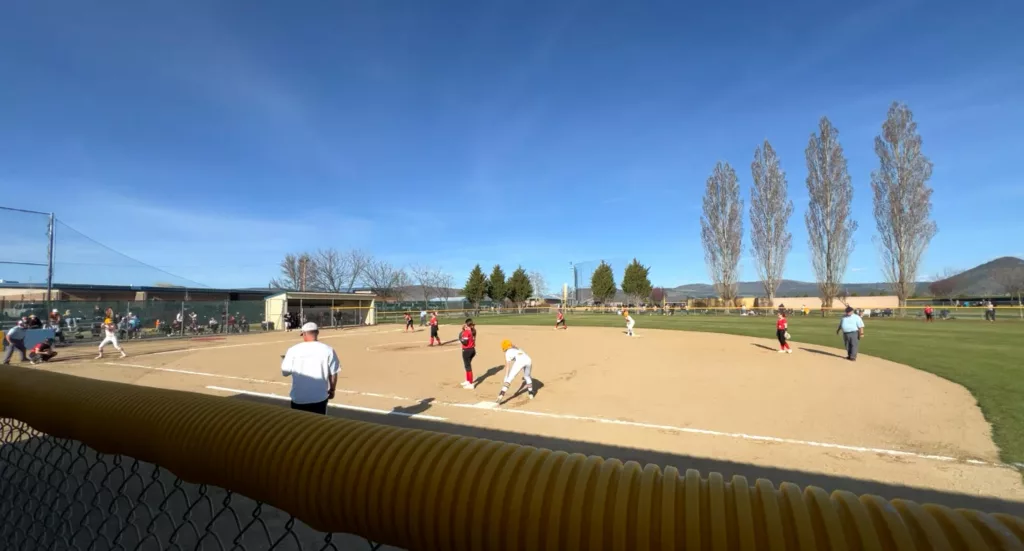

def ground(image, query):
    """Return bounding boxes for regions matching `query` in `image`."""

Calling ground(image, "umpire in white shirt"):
[281,322,339,415]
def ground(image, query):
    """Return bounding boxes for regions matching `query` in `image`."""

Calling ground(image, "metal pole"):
[331,299,335,328]
[180,297,185,337]
[46,213,56,310]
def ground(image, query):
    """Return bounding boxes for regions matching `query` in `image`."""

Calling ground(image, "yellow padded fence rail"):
[1,367,1022,551]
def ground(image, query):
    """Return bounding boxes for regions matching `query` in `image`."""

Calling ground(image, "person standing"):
[776,312,792,353]
[404,312,414,332]
[281,322,339,415]
[419,309,427,327]
[95,318,127,359]
[924,305,934,322]
[2,321,28,364]
[984,300,996,322]
[836,306,865,361]
[428,311,441,346]
[458,319,477,389]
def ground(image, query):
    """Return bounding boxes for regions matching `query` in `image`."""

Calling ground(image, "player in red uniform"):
[554,308,567,330]
[458,318,477,389]
[776,312,792,353]
[924,305,934,322]
[404,312,414,332]
[428,311,441,345]
[28,338,58,365]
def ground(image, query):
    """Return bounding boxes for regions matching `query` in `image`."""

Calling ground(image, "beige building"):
[771,295,900,310]
[264,291,376,330]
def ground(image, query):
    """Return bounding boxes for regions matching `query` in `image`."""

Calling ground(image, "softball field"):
[35,323,1024,515]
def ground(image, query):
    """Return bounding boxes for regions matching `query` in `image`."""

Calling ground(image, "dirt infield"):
[31,323,1024,512]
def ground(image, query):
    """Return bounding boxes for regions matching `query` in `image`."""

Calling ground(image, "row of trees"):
[462,265,535,313]
[700,101,937,307]
[589,258,655,305]
[268,249,455,305]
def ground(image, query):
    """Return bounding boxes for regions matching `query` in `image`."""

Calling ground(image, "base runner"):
[95,318,127,359]
[496,339,534,403]
[428,311,441,346]
[624,309,635,337]
[404,312,414,332]
[554,308,567,330]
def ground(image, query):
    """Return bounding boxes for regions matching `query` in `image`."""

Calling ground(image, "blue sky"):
[1,0,1021,291]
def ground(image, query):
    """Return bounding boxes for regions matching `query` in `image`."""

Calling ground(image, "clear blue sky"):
[1,0,1021,291]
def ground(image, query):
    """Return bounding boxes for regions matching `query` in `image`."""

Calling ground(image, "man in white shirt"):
[281,322,339,415]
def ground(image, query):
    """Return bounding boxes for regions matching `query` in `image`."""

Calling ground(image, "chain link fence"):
[0,419,395,551]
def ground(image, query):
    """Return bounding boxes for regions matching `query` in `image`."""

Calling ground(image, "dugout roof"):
[265,291,376,303]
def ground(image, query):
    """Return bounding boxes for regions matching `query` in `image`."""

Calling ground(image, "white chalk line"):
[102,361,1017,471]
[206,386,447,421]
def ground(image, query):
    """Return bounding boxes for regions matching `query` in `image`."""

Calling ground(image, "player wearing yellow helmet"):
[623,309,635,337]
[95,317,126,360]
[496,339,534,404]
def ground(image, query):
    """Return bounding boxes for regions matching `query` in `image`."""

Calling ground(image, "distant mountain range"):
[572,256,1023,300]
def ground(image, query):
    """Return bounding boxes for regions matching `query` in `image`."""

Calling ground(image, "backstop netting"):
[0,207,51,285]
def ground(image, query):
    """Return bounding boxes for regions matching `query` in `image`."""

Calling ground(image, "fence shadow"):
[228,392,1024,517]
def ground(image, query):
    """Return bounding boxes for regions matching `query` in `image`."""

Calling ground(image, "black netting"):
[0,419,391,550]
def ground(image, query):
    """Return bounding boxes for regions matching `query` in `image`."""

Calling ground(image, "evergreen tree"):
[462,264,487,312]
[506,266,534,313]
[621,258,652,306]
[486,265,508,308]
[590,261,617,304]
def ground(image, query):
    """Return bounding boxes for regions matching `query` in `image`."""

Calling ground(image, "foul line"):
[206,386,447,421]
[137,328,404,357]
[101,361,1017,471]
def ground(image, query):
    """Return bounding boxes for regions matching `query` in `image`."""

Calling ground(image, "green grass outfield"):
[462,312,1024,467]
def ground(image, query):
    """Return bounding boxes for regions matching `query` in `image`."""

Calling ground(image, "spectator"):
[26,314,43,329]
[836,306,865,362]
[2,321,28,364]
[281,322,339,415]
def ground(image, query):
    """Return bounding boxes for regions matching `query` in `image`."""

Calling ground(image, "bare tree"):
[309,249,347,293]
[700,162,744,301]
[528,271,548,298]
[410,265,439,309]
[871,102,938,307]
[805,117,857,309]
[928,268,963,304]
[269,253,317,291]
[343,250,370,292]
[749,140,793,306]
[994,267,1024,318]
[361,260,409,301]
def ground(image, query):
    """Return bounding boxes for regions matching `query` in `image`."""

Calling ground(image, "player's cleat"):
[495,395,504,404]
[461,381,474,389]
[786,349,792,354]
[778,349,785,353]
[120,352,127,358]
[528,392,535,400]
[29,360,37,366]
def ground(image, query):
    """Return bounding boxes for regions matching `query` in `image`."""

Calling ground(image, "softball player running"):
[624,309,635,337]
[95,318,127,359]
[554,308,567,330]
[496,339,534,403]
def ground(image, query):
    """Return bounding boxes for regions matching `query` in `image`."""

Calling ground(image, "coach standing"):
[281,322,339,415]
[836,306,865,361]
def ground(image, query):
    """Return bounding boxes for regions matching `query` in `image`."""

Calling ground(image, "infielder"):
[496,339,534,403]
[554,308,567,330]
[623,309,635,337]
[404,312,414,332]
[428,311,441,346]
[95,318,127,359]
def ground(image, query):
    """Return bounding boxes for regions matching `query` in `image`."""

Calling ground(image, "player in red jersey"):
[776,312,792,353]
[28,338,58,365]
[428,311,441,345]
[554,308,567,330]
[404,312,414,332]
[458,318,477,389]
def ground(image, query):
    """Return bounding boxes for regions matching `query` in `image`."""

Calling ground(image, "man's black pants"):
[291,399,329,415]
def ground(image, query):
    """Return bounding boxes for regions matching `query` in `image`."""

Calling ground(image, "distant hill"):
[930,256,1024,296]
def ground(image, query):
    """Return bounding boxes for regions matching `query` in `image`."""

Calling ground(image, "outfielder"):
[95,318,127,359]
[623,309,635,337]
[496,339,534,403]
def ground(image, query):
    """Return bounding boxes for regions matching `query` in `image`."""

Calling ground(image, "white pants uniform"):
[99,334,123,352]
[504,358,533,386]
[625,317,635,336]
